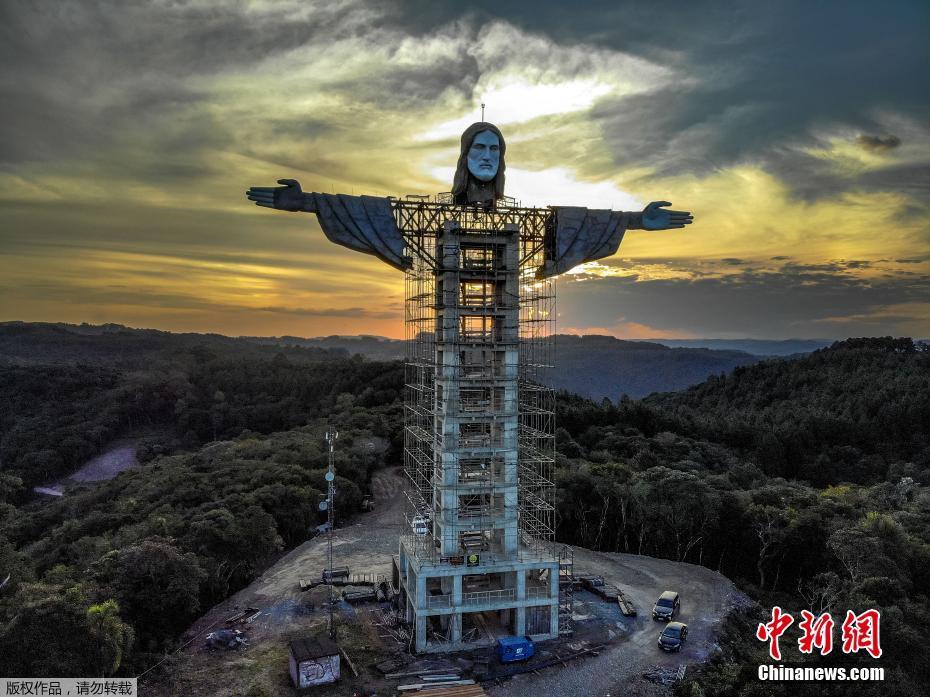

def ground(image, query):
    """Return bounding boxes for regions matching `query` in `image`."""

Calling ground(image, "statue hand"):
[246,178,307,212]
[642,201,693,230]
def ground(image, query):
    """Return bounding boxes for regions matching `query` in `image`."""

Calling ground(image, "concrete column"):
[416,571,426,610]
[416,615,427,652]
[514,569,526,635]
[451,613,462,642]
[549,563,560,636]
[405,566,415,623]
[453,574,463,604]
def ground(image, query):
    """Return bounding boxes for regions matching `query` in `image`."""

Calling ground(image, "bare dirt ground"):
[33,441,140,496]
[72,444,139,481]
[487,548,750,697]
[145,468,750,697]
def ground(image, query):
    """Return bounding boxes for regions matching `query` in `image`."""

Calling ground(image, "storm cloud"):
[0,0,928,340]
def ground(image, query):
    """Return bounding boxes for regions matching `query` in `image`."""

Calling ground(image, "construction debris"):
[370,607,411,647]
[643,664,687,685]
[402,686,487,697]
[339,646,359,677]
[385,668,462,680]
[616,588,637,616]
[223,607,260,626]
[322,566,350,583]
[398,679,475,691]
[204,629,247,650]
[302,570,389,591]
[343,588,378,604]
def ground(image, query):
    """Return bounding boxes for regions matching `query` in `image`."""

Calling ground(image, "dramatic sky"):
[1,1,928,340]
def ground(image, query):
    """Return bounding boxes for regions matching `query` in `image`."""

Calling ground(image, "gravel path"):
[487,548,751,697]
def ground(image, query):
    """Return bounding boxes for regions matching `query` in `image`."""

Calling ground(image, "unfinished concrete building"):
[393,199,572,653]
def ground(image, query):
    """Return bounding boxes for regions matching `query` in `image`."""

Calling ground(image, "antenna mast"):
[481,102,486,121]
[324,427,338,640]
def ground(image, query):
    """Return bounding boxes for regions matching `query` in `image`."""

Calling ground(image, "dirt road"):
[487,547,749,697]
[183,467,405,645]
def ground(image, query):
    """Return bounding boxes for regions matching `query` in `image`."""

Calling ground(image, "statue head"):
[452,122,506,205]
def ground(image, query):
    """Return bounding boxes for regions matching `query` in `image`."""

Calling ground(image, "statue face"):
[467,130,500,182]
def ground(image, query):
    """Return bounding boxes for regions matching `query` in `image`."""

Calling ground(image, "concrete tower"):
[396,205,562,654]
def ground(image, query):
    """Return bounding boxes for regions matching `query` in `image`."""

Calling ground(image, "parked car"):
[652,590,680,621]
[657,621,688,652]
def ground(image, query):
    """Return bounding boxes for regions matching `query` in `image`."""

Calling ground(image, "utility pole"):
[325,427,338,640]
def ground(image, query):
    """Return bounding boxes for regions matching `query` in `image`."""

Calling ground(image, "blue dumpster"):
[497,635,535,663]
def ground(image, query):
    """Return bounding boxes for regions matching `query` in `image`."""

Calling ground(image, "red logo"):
[798,610,834,655]
[757,608,882,659]
[841,609,882,658]
[756,606,794,660]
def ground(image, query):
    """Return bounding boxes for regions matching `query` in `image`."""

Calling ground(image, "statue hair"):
[452,122,506,203]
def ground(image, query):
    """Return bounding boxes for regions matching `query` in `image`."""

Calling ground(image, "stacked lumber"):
[397,681,486,696]
[223,607,259,625]
[616,587,637,616]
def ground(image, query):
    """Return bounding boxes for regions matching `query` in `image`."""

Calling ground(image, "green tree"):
[86,599,134,676]
[110,538,205,649]
[0,582,94,676]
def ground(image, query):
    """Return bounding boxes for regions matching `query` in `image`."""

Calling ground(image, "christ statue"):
[244,122,694,652]
[245,122,692,277]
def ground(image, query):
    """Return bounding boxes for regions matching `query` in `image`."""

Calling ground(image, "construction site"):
[151,192,744,697]
[162,462,746,697]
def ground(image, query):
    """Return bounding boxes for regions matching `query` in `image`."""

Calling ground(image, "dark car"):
[652,590,680,621]
[657,621,688,652]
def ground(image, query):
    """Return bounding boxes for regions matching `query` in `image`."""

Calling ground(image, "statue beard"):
[465,176,497,209]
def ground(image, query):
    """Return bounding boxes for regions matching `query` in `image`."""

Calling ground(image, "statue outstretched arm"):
[246,178,317,212]
[539,201,692,278]
[246,179,411,272]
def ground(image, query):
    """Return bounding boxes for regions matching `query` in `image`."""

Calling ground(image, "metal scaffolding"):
[400,194,556,564]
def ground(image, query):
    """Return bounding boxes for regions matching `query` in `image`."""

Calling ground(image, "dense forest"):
[553,337,930,696]
[1,327,928,696]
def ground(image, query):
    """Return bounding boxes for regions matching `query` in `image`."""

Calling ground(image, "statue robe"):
[305,193,641,278]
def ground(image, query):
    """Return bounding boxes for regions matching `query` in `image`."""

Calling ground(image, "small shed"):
[288,636,341,689]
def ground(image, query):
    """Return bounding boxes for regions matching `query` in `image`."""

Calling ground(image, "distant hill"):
[0,321,343,367]
[649,338,833,356]
[243,333,406,361]
[640,336,930,482]
[242,333,764,399]
[544,335,761,399]
[0,323,767,399]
